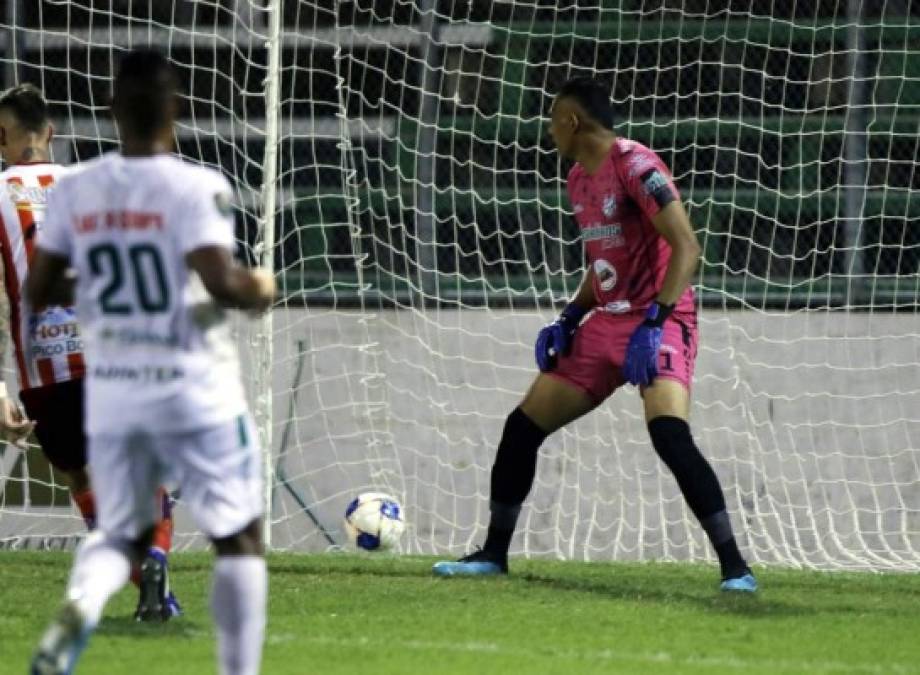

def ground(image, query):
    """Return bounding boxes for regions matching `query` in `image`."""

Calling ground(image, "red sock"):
[152,488,174,554]
[131,490,174,587]
[71,489,97,530]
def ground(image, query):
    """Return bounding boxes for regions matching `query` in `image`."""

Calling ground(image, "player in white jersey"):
[0,84,181,621]
[27,51,274,675]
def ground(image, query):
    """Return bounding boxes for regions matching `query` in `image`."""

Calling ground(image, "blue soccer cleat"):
[432,548,508,577]
[720,570,758,593]
[30,601,91,675]
[135,550,180,621]
[165,591,183,618]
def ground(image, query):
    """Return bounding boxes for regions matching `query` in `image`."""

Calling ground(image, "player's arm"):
[650,200,702,306]
[26,177,75,309]
[186,246,275,312]
[571,265,597,311]
[621,157,700,386]
[25,249,73,308]
[181,174,274,313]
[0,254,8,374]
[0,254,34,445]
[534,263,596,373]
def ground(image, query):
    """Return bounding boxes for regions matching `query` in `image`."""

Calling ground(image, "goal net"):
[3,1,920,572]
[0,0,271,549]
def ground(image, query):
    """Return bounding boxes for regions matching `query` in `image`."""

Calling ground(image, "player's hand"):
[534,303,587,372]
[249,268,276,314]
[0,396,34,447]
[622,302,672,386]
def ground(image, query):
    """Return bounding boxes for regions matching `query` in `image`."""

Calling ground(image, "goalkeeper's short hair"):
[556,77,615,129]
[0,83,50,133]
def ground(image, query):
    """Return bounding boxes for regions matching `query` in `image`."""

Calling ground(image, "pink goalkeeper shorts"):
[548,309,699,403]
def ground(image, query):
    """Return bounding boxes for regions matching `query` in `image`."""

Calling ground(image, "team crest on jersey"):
[602,194,617,218]
[593,259,618,292]
[573,203,584,214]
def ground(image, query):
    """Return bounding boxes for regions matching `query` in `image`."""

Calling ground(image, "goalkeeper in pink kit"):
[434,77,755,591]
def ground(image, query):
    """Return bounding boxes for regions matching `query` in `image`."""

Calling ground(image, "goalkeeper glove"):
[535,303,588,372]
[622,301,674,387]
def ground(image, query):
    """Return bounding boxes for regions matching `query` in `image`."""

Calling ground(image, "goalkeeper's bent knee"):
[490,406,548,507]
[647,416,726,521]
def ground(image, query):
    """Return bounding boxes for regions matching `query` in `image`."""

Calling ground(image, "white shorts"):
[89,414,263,540]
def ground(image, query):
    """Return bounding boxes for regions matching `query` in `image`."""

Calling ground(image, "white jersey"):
[39,152,247,435]
[0,162,85,390]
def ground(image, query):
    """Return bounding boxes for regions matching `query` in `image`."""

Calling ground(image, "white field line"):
[265,633,915,675]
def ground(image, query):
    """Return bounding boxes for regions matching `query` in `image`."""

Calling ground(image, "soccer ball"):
[343,492,406,551]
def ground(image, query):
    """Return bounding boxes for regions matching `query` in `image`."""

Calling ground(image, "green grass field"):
[2,552,919,675]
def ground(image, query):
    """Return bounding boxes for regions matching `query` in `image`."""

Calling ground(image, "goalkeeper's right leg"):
[433,374,595,576]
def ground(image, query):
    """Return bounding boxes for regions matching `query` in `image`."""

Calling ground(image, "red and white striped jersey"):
[0,162,85,391]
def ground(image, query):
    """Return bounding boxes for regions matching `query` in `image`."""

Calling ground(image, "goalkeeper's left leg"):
[644,379,756,592]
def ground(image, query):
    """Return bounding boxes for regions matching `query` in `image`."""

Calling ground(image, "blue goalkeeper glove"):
[622,301,674,387]
[534,303,588,372]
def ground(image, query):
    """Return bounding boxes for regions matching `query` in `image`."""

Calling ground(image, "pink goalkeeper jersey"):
[567,138,695,315]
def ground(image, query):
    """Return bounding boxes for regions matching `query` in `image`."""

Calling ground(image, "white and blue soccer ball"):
[343,492,406,551]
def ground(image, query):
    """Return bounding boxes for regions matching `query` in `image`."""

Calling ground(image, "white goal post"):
[1,1,919,572]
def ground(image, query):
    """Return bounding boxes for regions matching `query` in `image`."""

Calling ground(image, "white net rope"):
[1,2,919,571]
[269,1,920,571]
[0,0,270,548]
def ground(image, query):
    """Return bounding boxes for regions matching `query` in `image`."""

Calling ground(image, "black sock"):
[714,538,748,579]
[483,500,521,558]
[701,510,749,578]
[482,407,548,558]
[648,416,748,578]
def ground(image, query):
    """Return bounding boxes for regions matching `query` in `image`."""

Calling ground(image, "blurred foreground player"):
[0,83,181,620]
[433,77,756,592]
[28,49,275,675]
